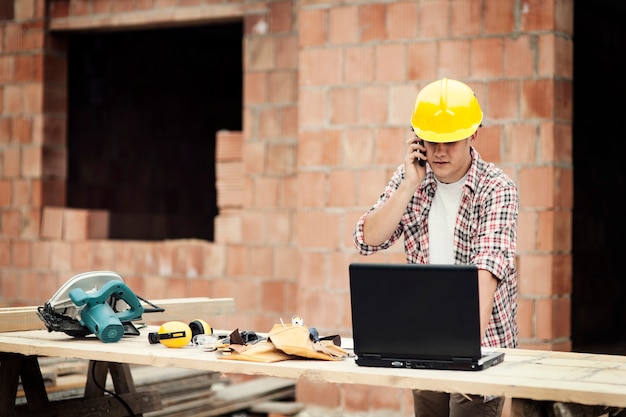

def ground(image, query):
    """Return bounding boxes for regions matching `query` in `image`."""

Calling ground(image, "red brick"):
[280,105,298,137]
[471,38,504,77]
[451,0,482,37]
[275,35,297,69]
[358,86,387,124]
[299,9,325,47]
[12,240,30,268]
[69,0,91,16]
[261,280,284,312]
[1,209,18,237]
[23,83,43,113]
[13,117,32,144]
[485,0,515,33]
[70,241,91,270]
[503,123,537,164]
[246,36,274,71]
[439,39,470,78]
[418,0,449,38]
[4,24,23,52]
[344,384,370,411]
[356,169,389,206]
[267,142,296,174]
[387,1,418,40]
[244,72,267,104]
[64,208,89,241]
[22,145,42,177]
[329,5,358,44]
[298,88,325,128]
[521,0,555,31]
[296,380,340,408]
[87,210,109,239]
[268,70,295,103]
[521,79,554,119]
[0,119,12,143]
[0,180,10,207]
[344,45,374,84]
[215,130,243,162]
[407,42,437,81]
[359,4,385,42]
[300,48,342,85]
[173,243,204,278]
[389,84,416,125]
[31,241,51,269]
[328,170,355,207]
[375,44,405,82]
[269,0,292,33]
[14,55,33,82]
[519,167,555,208]
[330,87,357,125]
[295,211,340,248]
[20,207,38,239]
[48,0,70,18]
[505,36,534,77]
[0,240,10,267]
[91,240,116,271]
[488,79,519,120]
[536,297,570,340]
[296,171,325,208]
[49,241,71,271]
[4,85,22,114]
[517,298,534,339]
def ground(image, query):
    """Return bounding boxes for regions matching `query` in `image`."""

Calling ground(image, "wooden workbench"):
[1,325,626,416]
[0,297,236,417]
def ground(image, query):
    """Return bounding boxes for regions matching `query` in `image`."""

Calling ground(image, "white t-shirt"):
[428,175,466,264]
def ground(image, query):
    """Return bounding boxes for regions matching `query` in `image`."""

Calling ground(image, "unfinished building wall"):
[0,1,573,415]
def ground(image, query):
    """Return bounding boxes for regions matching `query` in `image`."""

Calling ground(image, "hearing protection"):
[148,319,212,348]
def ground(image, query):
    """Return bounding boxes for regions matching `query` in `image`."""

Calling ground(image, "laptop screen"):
[349,263,483,362]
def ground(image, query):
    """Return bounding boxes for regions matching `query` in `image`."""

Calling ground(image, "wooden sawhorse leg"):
[85,361,144,416]
[0,353,49,415]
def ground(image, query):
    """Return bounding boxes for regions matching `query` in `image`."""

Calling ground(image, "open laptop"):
[348,263,505,371]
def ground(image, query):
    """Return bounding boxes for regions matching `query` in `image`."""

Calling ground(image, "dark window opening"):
[572,0,626,354]
[67,22,242,240]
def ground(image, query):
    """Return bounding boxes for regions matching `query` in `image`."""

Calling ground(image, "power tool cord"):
[89,361,135,416]
[137,295,165,313]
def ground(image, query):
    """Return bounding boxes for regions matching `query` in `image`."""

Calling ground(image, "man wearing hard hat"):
[353,78,519,417]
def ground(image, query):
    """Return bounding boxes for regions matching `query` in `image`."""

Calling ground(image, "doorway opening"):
[67,22,243,241]
[572,0,626,353]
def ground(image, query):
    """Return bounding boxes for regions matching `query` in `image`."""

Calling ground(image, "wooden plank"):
[0,298,234,333]
[145,377,295,417]
[2,330,626,408]
[249,401,305,415]
[9,390,162,417]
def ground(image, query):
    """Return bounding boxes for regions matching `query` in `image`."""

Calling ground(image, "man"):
[353,78,518,417]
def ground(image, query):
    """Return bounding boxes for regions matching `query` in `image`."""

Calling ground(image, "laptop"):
[348,263,505,371]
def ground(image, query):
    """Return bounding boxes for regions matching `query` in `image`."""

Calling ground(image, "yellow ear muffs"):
[148,321,192,348]
[189,319,212,338]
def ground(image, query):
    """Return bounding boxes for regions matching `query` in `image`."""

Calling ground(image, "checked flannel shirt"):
[353,148,519,348]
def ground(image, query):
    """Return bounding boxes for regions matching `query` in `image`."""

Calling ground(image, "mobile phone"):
[417,140,425,167]
[410,127,425,167]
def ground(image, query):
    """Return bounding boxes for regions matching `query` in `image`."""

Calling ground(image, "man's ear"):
[469,132,478,145]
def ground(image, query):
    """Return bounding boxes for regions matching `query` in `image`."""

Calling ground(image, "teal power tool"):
[69,279,144,343]
[37,271,164,343]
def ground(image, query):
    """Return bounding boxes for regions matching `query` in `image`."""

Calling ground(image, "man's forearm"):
[362,182,416,246]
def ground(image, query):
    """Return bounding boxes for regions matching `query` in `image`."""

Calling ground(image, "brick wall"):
[0,1,573,415]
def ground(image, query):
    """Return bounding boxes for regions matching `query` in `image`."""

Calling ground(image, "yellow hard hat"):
[410,78,483,143]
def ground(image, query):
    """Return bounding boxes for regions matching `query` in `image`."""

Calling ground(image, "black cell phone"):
[417,140,425,167]
[410,127,425,167]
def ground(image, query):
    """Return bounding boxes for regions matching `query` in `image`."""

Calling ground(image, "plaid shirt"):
[353,148,519,348]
